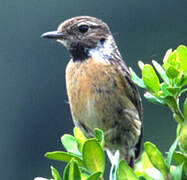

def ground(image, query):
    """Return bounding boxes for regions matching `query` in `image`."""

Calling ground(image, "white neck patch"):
[88,35,114,64]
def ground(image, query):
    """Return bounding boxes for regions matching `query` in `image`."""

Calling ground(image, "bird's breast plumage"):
[65,57,141,160]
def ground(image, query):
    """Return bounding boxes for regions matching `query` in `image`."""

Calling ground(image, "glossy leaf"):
[135,152,153,171]
[152,60,169,84]
[177,45,187,74]
[144,142,169,177]
[129,67,146,88]
[87,172,102,180]
[45,151,84,167]
[163,50,179,70]
[135,152,164,180]
[142,64,160,93]
[51,166,61,180]
[160,82,172,97]
[179,120,187,150]
[138,61,145,70]
[165,66,180,79]
[172,152,187,173]
[173,113,184,124]
[61,134,81,156]
[63,159,81,180]
[166,87,181,95]
[144,168,164,180]
[163,49,173,63]
[82,139,105,174]
[166,138,178,167]
[170,163,183,180]
[94,128,105,147]
[117,160,139,180]
[135,173,153,180]
[175,71,184,86]
[80,173,89,180]
[144,92,165,105]
[73,127,87,152]
[165,96,178,111]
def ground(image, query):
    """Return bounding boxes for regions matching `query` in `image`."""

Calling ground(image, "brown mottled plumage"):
[41,16,143,167]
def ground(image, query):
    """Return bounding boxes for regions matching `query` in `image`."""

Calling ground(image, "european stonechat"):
[41,16,143,167]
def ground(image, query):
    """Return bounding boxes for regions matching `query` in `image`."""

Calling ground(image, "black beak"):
[41,31,66,39]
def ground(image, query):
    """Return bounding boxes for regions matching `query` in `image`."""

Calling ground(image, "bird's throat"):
[70,42,90,62]
[69,35,116,62]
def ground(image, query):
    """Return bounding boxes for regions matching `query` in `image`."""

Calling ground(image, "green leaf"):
[171,163,183,180]
[142,64,160,93]
[184,97,187,120]
[94,128,105,147]
[165,66,180,79]
[166,138,178,167]
[129,67,146,88]
[135,152,153,171]
[51,166,61,180]
[152,60,169,84]
[164,96,178,111]
[45,151,84,167]
[138,61,145,70]
[143,168,164,180]
[109,150,120,180]
[87,172,102,180]
[61,134,81,156]
[166,87,181,95]
[173,113,184,124]
[73,127,87,152]
[163,48,173,64]
[160,82,175,97]
[82,139,105,174]
[172,152,187,173]
[135,152,165,180]
[117,160,139,180]
[175,71,184,86]
[80,173,89,180]
[63,159,81,180]
[79,166,91,175]
[181,74,187,86]
[163,50,179,71]
[144,142,169,177]
[135,173,153,180]
[144,92,165,105]
[177,45,187,74]
[179,121,187,151]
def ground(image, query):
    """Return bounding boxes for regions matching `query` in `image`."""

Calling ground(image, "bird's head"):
[41,16,117,61]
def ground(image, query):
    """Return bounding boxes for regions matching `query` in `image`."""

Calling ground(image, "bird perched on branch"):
[41,16,143,167]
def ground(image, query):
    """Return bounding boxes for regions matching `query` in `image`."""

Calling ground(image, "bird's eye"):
[78,25,89,33]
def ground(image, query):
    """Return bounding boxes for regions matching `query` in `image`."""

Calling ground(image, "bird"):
[41,16,143,167]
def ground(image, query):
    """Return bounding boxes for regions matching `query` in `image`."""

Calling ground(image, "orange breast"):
[65,58,139,139]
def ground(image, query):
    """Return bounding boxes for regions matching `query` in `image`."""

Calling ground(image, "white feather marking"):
[88,35,114,64]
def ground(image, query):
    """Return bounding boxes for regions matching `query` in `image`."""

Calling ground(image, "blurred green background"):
[0,0,186,179]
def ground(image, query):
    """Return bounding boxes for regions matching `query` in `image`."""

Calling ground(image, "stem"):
[167,96,184,123]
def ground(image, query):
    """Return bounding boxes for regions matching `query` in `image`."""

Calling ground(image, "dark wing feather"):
[113,58,143,159]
